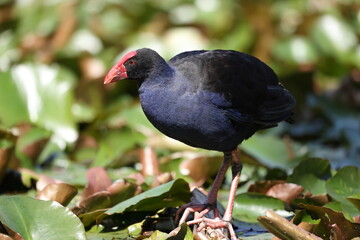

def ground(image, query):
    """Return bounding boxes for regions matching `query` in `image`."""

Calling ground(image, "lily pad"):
[106,178,191,214]
[0,195,86,240]
[288,158,330,195]
[232,192,285,223]
[168,223,194,240]
[300,204,360,239]
[347,194,360,211]
[0,64,77,144]
[241,133,302,170]
[326,166,360,217]
[92,128,146,167]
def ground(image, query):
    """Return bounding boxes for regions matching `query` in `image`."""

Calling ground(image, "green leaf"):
[300,204,360,239]
[16,127,50,151]
[326,166,360,200]
[232,193,285,223]
[347,194,360,211]
[0,195,86,240]
[106,179,191,214]
[293,209,321,225]
[241,134,302,170]
[0,28,19,72]
[288,158,331,195]
[326,166,360,217]
[16,0,59,37]
[92,128,146,167]
[323,201,354,221]
[0,129,15,148]
[86,229,130,240]
[1,64,78,144]
[0,138,13,148]
[148,230,168,240]
[168,223,194,240]
[311,14,358,58]
[105,101,158,137]
[273,37,318,65]
[0,71,29,126]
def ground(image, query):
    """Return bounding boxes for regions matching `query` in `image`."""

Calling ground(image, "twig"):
[258,210,322,240]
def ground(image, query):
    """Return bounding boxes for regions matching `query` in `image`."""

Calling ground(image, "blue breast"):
[138,79,245,151]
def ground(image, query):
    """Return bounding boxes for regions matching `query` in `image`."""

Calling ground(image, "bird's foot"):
[188,216,237,240]
[176,203,238,240]
[176,202,218,223]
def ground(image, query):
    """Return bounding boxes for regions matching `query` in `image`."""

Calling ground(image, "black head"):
[104,48,165,84]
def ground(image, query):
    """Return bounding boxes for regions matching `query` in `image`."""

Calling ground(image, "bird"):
[104,48,295,239]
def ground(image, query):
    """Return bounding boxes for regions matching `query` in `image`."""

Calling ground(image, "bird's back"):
[139,49,295,151]
[169,50,295,124]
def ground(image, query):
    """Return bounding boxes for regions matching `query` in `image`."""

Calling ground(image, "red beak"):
[104,50,137,84]
[104,64,127,84]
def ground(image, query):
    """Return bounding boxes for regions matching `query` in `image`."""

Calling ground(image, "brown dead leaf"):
[77,209,107,227]
[354,215,360,223]
[74,134,98,150]
[73,179,137,228]
[139,146,159,178]
[157,172,173,185]
[308,194,330,205]
[0,3,13,24]
[0,147,13,184]
[80,167,112,201]
[300,204,360,239]
[180,154,223,186]
[266,183,304,204]
[80,57,105,81]
[0,223,23,240]
[0,233,14,240]
[74,179,137,218]
[51,1,77,50]
[36,183,78,206]
[75,191,112,215]
[248,180,285,194]
[36,174,60,191]
[19,138,48,164]
[128,172,146,186]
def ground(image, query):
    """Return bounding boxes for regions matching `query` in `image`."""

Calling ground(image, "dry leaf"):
[266,183,304,204]
[37,183,78,206]
[180,155,223,185]
[80,167,112,201]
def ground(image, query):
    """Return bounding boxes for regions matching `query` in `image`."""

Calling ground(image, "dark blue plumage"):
[104,48,296,239]
[106,48,295,151]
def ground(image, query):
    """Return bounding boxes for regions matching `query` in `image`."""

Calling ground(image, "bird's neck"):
[137,62,175,91]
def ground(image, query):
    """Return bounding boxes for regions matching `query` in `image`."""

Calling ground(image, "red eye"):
[129,60,135,65]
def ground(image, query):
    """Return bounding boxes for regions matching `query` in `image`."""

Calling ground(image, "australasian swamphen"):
[104,48,295,239]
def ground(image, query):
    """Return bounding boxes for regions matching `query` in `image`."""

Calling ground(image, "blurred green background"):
[0,0,360,239]
[1,0,359,170]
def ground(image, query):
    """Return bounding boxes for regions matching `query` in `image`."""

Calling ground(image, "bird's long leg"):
[176,150,241,240]
[223,149,242,222]
[176,152,232,224]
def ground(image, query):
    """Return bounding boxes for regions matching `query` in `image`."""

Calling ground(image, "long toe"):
[176,202,214,224]
[187,217,238,240]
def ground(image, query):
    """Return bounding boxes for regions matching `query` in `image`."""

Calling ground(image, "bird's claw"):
[176,202,214,224]
[176,203,238,240]
[188,216,237,240]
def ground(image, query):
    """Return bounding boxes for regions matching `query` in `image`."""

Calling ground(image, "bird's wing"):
[254,84,296,125]
[169,50,295,125]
